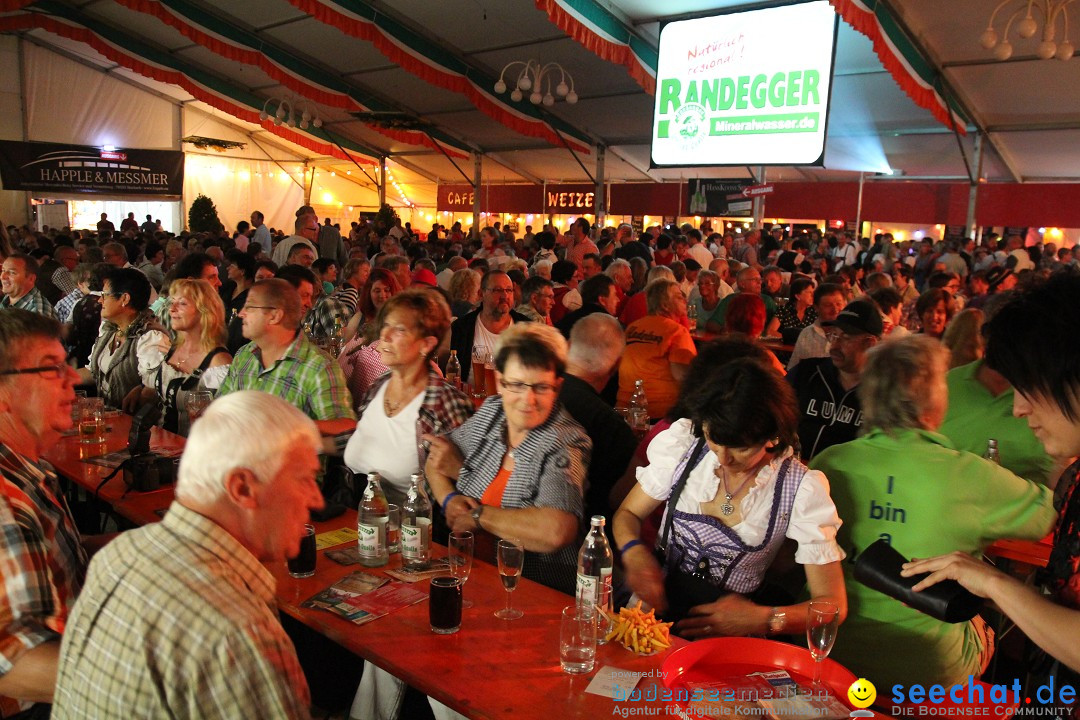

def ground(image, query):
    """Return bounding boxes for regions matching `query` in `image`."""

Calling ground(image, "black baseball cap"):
[822,299,884,337]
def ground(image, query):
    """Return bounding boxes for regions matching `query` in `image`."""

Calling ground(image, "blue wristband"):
[619,539,644,555]
[441,491,461,515]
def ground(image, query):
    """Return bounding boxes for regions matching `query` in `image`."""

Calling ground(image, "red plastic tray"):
[661,637,858,704]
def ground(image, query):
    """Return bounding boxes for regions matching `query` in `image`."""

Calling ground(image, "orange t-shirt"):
[480,467,512,507]
[617,314,698,418]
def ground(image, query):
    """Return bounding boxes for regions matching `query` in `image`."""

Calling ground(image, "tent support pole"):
[379,157,386,208]
[966,132,984,241]
[751,166,765,229]
[473,154,482,237]
[594,145,606,229]
[856,171,865,239]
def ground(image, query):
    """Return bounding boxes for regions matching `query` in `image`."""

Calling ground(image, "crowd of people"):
[1,208,1079,719]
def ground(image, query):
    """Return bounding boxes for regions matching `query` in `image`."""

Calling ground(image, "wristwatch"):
[767,607,787,635]
[470,504,485,529]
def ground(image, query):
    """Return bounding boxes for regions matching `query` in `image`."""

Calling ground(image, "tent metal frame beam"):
[879,0,1024,184]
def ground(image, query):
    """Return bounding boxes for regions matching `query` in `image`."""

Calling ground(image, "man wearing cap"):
[788,299,882,460]
[410,267,438,288]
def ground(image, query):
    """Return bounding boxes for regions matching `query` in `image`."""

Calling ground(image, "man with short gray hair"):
[271,212,320,266]
[218,279,353,421]
[561,314,636,521]
[54,391,322,720]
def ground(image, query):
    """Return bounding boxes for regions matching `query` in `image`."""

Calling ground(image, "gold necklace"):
[383,379,421,416]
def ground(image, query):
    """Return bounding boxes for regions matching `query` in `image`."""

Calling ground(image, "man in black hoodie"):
[788,299,882,460]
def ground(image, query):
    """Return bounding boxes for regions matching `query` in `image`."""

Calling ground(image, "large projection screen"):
[651,1,838,168]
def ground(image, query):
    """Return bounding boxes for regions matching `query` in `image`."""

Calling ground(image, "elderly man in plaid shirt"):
[217,278,354,422]
[0,310,89,718]
[54,391,322,719]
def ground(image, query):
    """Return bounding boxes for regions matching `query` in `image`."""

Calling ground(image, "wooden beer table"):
[45,413,183,522]
[273,510,682,720]
[42,414,679,718]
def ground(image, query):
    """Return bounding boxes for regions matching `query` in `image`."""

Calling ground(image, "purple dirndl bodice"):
[658,443,808,594]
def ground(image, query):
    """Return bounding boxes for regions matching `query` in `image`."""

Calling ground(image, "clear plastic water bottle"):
[401,473,432,570]
[445,350,461,387]
[687,301,698,332]
[629,379,649,438]
[358,473,389,567]
[983,438,1001,465]
[576,515,613,643]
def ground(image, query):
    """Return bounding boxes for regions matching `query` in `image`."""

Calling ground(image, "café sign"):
[0,141,184,196]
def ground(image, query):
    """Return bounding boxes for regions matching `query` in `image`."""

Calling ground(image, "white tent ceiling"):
[3,0,1077,204]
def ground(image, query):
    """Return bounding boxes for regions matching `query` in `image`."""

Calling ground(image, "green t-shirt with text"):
[810,428,1055,690]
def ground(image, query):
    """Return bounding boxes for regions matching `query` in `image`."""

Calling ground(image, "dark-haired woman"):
[80,267,168,408]
[776,276,817,344]
[916,288,954,339]
[612,358,846,633]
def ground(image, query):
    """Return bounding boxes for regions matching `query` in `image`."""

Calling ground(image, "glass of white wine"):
[495,538,524,620]
[806,601,840,691]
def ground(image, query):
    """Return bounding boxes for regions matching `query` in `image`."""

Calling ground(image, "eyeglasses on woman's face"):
[499,379,558,396]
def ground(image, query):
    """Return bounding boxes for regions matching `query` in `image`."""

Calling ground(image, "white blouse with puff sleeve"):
[136,332,229,391]
[636,418,846,566]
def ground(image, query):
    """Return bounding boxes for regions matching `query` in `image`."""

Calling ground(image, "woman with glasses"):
[425,322,590,594]
[79,268,168,409]
[122,279,231,436]
[342,288,472,506]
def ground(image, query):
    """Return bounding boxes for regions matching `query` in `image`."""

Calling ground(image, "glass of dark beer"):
[288,524,317,578]
[429,576,462,634]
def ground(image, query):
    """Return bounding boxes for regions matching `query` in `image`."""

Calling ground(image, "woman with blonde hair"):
[448,267,481,318]
[124,278,231,435]
[942,307,984,369]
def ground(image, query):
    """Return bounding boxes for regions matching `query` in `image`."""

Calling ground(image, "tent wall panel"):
[24,42,177,149]
[0,36,28,225]
[976,184,1080,228]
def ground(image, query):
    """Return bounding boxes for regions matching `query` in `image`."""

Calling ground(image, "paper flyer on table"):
[302,572,427,626]
[316,526,357,550]
[586,666,643,699]
[384,558,451,583]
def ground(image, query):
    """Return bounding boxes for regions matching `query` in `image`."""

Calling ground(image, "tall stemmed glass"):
[448,531,474,609]
[806,601,840,691]
[495,538,524,620]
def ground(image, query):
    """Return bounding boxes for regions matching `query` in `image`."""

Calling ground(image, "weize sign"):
[545,184,595,213]
[651,0,837,167]
[0,141,184,196]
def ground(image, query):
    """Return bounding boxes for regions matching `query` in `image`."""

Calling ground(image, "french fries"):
[602,600,673,654]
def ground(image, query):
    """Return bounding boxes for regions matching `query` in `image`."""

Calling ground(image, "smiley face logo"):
[847,678,877,709]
